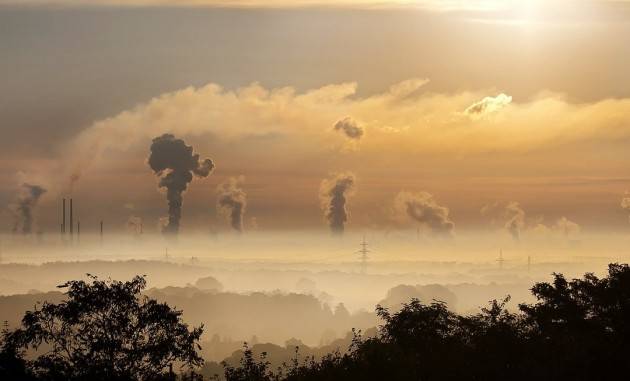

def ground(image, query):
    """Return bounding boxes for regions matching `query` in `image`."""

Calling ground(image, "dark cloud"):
[217,177,247,233]
[148,133,215,235]
[320,173,356,235]
[394,191,454,237]
[11,183,47,235]
[333,117,364,140]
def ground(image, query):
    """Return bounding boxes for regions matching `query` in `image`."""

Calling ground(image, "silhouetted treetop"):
[2,275,203,381]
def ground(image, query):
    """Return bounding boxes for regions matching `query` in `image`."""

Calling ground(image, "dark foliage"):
[4,264,630,380]
[223,263,630,381]
[0,275,203,381]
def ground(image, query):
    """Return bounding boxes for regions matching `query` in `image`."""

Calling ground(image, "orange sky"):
[1,0,629,234]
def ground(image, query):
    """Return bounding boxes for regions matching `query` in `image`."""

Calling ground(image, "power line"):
[356,235,370,274]
[497,248,505,270]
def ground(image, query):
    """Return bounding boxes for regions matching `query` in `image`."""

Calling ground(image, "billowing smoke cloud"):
[481,201,525,242]
[320,173,356,235]
[148,134,215,235]
[11,183,47,235]
[552,217,581,237]
[333,117,364,140]
[465,93,512,116]
[622,192,630,222]
[216,177,247,233]
[394,191,454,237]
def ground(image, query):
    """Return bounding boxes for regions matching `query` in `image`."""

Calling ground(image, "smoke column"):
[481,201,525,242]
[127,215,143,235]
[394,191,454,237]
[622,192,630,222]
[148,134,215,235]
[216,177,247,233]
[320,173,356,235]
[13,183,47,235]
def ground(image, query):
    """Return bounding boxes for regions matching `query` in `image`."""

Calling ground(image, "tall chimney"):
[70,198,74,238]
[62,198,66,234]
[77,221,80,242]
[100,221,103,245]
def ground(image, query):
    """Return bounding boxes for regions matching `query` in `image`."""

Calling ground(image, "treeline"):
[222,263,630,381]
[3,264,630,380]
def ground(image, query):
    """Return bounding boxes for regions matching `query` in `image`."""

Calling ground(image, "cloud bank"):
[55,78,630,202]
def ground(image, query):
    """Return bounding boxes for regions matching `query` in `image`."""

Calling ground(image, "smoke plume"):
[622,192,630,222]
[216,177,247,233]
[552,217,581,237]
[333,117,364,140]
[320,173,356,235]
[148,134,215,235]
[11,183,47,235]
[481,201,525,242]
[126,215,143,235]
[394,191,454,237]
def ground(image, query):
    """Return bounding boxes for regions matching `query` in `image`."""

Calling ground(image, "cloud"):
[393,191,454,237]
[320,173,356,235]
[333,117,364,140]
[0,0,505,12]
[56,78,630,196]
[464,93,512,116]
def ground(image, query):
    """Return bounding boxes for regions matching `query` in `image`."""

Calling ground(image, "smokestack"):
[70,198,74,239]
[100,220,103,244]
[62,198,66,234]
[77,221,80,242]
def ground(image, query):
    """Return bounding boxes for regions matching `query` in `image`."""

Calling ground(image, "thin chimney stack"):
[70,199,73,238]
[62,198,66,234]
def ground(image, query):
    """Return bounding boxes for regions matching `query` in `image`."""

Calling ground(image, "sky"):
[1,0,630,235]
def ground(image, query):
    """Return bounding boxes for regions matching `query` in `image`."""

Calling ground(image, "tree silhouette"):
[4,265,630,380]
[2,275,203,381]
[220,263,630,381]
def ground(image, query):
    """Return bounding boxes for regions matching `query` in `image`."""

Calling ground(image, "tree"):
[4,275,203,381]
[222,344,274,381]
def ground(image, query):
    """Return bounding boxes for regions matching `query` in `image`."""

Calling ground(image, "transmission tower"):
[497,248,505,270]
[356,235,370,274]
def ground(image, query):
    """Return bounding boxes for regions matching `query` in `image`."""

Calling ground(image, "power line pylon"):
[497,249,505,270]
[357,235,370,275]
